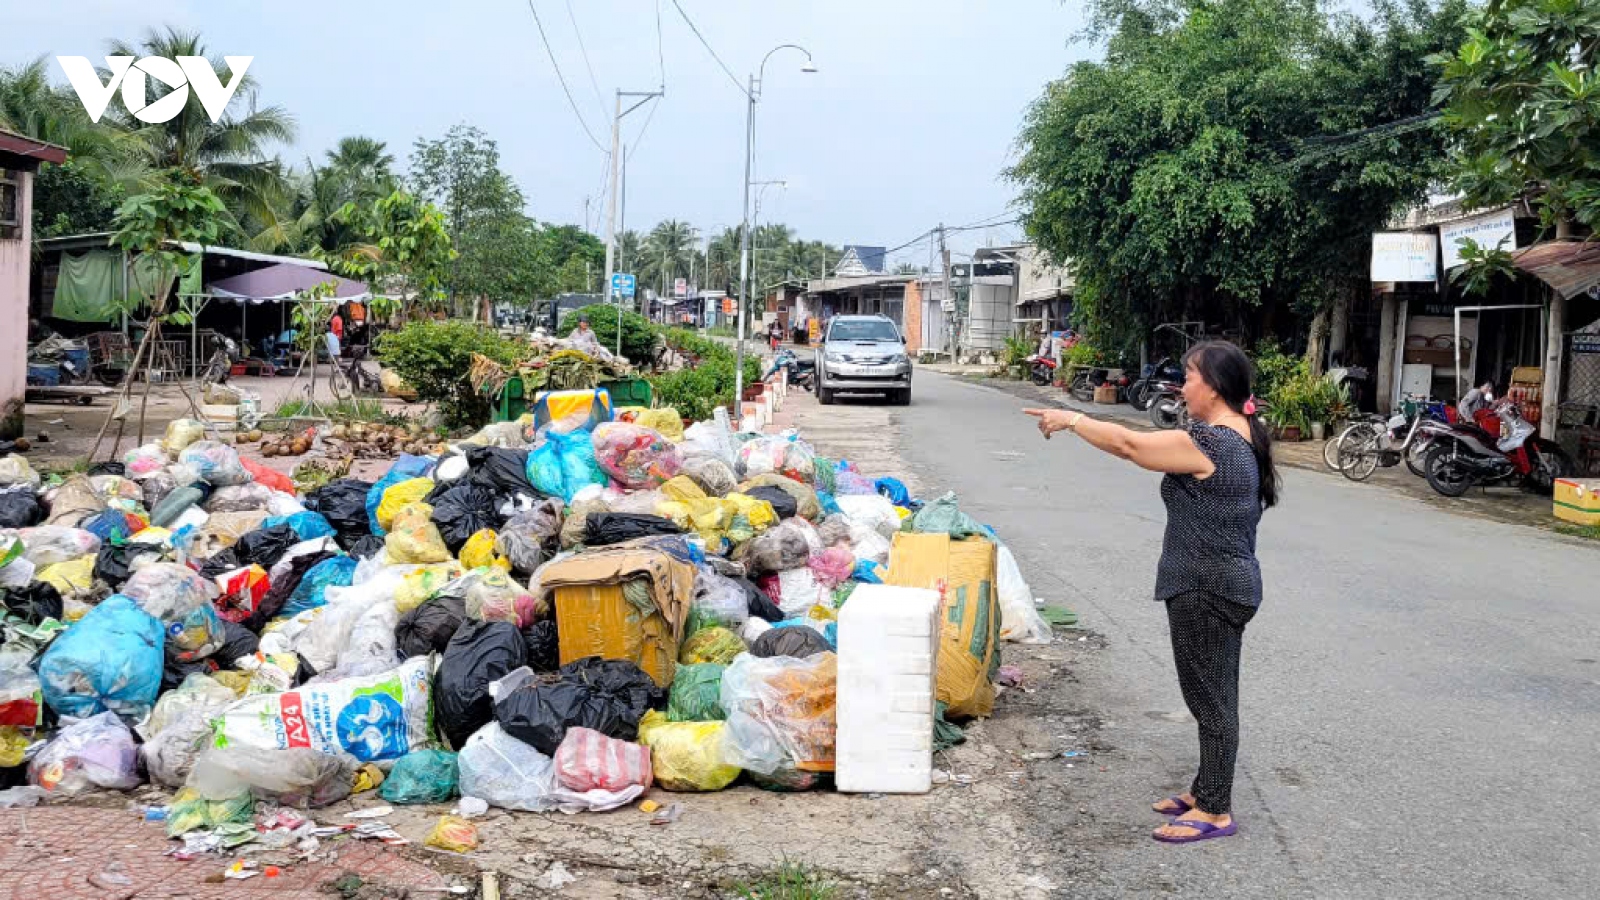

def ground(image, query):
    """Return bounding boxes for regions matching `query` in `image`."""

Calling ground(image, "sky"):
[6,0,1092,267]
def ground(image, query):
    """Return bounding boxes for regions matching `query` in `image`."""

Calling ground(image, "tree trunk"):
[1305,307,1330,377]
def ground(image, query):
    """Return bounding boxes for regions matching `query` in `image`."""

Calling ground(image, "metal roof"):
[34,232,329,270]
[1512,241,1600,300]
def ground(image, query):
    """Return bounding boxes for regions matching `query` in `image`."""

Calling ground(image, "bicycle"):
[1323,414,1385,472]
[1336,400,1452,482]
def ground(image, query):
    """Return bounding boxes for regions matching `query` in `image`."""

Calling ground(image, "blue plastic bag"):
[852,559,884,584]
[814,490,843,517]
[264,511,336,542]
[873,477,911,507]
[526,429,606,501]
[364,456,435,536]
[281,556,358,618]
[83,509,139,543]
[38,594,164,721]
[379,748,460,804]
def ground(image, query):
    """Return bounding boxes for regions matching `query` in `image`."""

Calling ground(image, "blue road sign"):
[611,273,636,298]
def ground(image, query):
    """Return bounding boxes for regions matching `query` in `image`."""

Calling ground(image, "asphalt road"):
[892,370,1600,899]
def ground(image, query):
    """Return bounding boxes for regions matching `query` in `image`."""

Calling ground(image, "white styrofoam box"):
[835,583,941,794]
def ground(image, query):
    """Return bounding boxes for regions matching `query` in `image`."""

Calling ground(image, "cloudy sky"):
[9,0,1090,265]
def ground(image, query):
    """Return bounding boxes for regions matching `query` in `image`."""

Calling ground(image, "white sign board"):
[673,277,687,298]
[1440,208,1516,270]
[1371,232,1438,283]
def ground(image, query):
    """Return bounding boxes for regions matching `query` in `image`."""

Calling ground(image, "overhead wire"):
[563,0,609,117]
[669,0,750,97]
[654,0,668,90]
[526,0,608,154]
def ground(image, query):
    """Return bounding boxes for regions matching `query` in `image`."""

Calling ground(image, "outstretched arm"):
[1022,408,1214,477]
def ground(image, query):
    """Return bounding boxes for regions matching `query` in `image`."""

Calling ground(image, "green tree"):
[1010,0,1465,355]
[1431,0,1600,237]
[644,219,698,296]
[255,136,399,253]
[327,189,456,314]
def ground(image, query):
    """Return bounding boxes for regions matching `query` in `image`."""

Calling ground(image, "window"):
[0,176,17,228]
[828,318,900,342]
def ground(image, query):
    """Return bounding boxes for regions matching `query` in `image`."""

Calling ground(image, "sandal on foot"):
[1152,816,1237,844]
[1151,795,1192,816]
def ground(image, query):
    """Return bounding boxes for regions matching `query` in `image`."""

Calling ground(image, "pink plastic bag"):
[807,546,855,588]
[553,727,653,794]
[591,423,682,491]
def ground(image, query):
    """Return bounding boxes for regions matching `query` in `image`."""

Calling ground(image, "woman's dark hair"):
[1183,340,1279,509]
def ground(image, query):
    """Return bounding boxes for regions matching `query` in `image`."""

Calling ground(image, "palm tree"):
[324,136,395,201]
[643,219,697,294]
[253,136,396,253]
[106,27,297,234]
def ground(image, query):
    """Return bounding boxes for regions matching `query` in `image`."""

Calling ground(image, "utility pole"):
[602,88,662,314]
[939,224,954,361]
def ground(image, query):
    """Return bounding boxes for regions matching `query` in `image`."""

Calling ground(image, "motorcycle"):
[765,348,815,392]
[1024,353,1058,386]
[1423,399,1572,497]
[1129,357,1185,411]
[1336,400,1454,482]
[1149,389,1189,429]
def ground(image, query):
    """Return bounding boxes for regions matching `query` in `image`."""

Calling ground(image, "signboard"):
[1572,333,1600,355]
[721,297,735,315]
[807,318,820,343]
[673,277,687,298]
[1371,232,1438,283]
[610,272,636,298]
[1440,208,1517,270]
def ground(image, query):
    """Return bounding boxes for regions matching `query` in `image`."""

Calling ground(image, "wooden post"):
[1542,287,1565,440]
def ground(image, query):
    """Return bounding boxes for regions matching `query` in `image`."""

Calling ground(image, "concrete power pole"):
[602,89,662,317]
[939,224,954,361]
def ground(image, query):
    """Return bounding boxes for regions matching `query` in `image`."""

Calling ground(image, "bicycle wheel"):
[1404,434,1433,477]
[1324,423,1370,471]
[1338,428,1381,482]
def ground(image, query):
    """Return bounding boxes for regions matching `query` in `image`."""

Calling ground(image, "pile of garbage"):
[0,391,1052,852]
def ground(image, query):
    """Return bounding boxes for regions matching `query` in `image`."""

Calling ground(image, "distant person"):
[569,314,602,353]
[1458,379,1495,421]
[1023,341,1278,844]
[769,321,783,351]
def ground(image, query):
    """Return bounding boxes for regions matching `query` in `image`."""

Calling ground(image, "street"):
[819,369,1600,898]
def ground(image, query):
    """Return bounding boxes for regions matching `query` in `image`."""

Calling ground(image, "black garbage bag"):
[304,478,374,549]
[494,656,664,755]
[735,575,784,622]
[347,534,386,559]
[96,542,168,588]
[194,547,243,581]
[520,619,560,672]
[395,595,467,659]
[0,489,43,529]
[232,524,299,569]
[436,621,526,750]
[213,619,259,663]
[746,485,798,520]
[584,513,682,546]
[246,550,337,632]
[463,446,535,496]
[429,476,502,554]
[86,461,126,477]
[751,626,833,659]
[1,582,62,625]
[161,657,215,693]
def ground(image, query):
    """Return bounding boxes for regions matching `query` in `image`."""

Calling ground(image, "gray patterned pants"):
[1165,591,1257,815]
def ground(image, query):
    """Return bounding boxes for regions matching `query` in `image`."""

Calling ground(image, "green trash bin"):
[600,378,653,409]
[493,376,529,423]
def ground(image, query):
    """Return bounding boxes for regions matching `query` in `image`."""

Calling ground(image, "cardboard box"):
[1094,384,1119,404]
[553,583,680,687]
[1554,478,1600,527]
[885,533,999,718]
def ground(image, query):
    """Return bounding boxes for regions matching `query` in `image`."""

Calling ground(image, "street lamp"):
[734,44,815,408]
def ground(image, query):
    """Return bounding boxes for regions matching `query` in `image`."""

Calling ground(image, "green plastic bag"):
[907,492,987,539]
[167,787,255,837]
[666,663,726,722]
[678,626,745,666]
[379,749,460,805]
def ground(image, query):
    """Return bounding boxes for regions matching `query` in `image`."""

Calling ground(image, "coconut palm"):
[643,219,697,294]
[253,136,396,253]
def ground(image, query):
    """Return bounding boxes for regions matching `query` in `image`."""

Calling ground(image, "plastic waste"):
[429,476,503,553]
[385,502,451,564]
[0,455,39,489]
[122,562,225,660]
[836,493,901,540]
[493,657,665,755]
[436,621,528,750]
[44,475,100,526]
[162,418,206,456]
[242,457,297,495]
[0,581,63,625]
[140,674,240,788]
[0,488,41,530]
[179,440,252,486]
[261,511,335,542]
[426,815,480,852]
[741,519,817,575]
[15,525,99,566]
[38,594,163,720]
[460,528,509,571]
[122,443,170,480]
[35,555,96,606]
[187,745,358,808]
[83,509,145,543]
[678,626,746,666]
[445,567,539,627]
[737,433,816,482]
[807,546,855,587]
[521,618,560,671]
[775,567,827,618]
[455,722,561,812]
[165,787,254,837]
[592,422,682,490]
[336,593,401,678]
[907,491,987,538]
[751,625,832,659]
[190,511,271,556]
[720,651,838,775]
[377,477,434,532]
[380,749,460,804]
[553,727,653,794]
[632,407,684,441]
[526,427,606,501]
[304,478,375,549]
[666,662,726,721]
[29,711,141,795]
[281,555,358,618]
[394,561,465,613]
[679,453,739,497]
[687,566,751,634]
[636,711,740,791]
[395,594,467,658]
[212,656,433,762]
[584,512,682,545]
[205,482,277,514]
[496,500,562,576]
[995,544,1052,644]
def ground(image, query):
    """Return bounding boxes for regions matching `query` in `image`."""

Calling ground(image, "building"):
[834,245,887,277]
[1,129,68,438]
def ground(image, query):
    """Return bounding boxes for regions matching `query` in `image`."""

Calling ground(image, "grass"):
[270,397,396,424]
[1555,522,1600,541]
[735,862,838,900]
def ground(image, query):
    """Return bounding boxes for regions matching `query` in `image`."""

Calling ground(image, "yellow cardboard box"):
[885,532,1000,718]
[1554,478,1600,527]
[553,583,680,687]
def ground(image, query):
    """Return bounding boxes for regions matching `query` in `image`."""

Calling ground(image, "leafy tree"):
[34,159,124,237]
[643,219,697,297]
[1010,0,1466,355]
[553,253,593,294]
[1431,0,1600,237]
[255,135,399,253]
[375,319,524,426]
[327,189,456,314]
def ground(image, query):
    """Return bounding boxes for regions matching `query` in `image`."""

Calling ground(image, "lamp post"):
[734,45,815,409]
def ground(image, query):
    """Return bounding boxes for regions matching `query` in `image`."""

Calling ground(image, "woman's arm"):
[1022,408,1214,477]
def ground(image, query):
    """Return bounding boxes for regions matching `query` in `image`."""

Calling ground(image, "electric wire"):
[526,0,608,153]
[563,0,609,117]
[669,0,749,97]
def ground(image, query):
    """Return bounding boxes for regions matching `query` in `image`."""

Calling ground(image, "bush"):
[557,304,658,364]
[1251,340,1305,402]
[376,320,525,427]
[649,329,762,423]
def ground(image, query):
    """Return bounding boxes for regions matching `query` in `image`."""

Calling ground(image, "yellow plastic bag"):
[377,477,434,532]
[678,626,746,666]
[634,407,685,442]
[385,503,451,564]
[724,493,777,532]
[660,475,707,503]
[425,815,479,852]
[459,529,509,571]
[0,727,28,768]
[394,562,466,613]
[129,527,173,546]
[637,711,740,792]
[162,418,206,456]
[37,555,95,600]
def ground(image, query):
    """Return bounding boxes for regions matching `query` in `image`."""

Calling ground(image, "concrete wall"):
[0,169,31,438]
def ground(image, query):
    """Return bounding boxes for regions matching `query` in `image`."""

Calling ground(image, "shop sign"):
[1371,232,1438,283]
[1440,208,1517,270]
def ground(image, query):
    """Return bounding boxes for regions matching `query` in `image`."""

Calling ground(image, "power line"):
[624,97,661,165]
[526,0,608,154]
[654,0,667,90]
[669,0,749,97]
[563,0,608,118]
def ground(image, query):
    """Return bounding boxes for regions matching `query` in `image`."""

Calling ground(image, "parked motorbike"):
[1025,353,1058,386]
[766,348,815,392]
[1129,357,1185,411]
[1149,389,1189,429]
[1423,399,1571,497]
[1336,400,1453,482]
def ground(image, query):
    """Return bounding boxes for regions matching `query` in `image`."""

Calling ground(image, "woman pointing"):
[1024,340,1278,844]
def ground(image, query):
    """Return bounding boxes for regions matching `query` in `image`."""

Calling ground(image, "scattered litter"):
[649,802,682,825]
[535,861,579,891]
[345,804,395,819]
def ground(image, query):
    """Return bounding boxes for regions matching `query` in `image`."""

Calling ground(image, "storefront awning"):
[205,263,369,304]
[1512,241,1600,300]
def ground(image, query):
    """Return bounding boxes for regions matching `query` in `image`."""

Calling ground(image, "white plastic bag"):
[29,711,141,795]
[0,455,39,489]
[187,744,358,808]
[996,544,1051,644]
[333,596,400,678]
[212,656,433,762]
[776,567,827,618]
[15,526,100,566]
[456,722,561,812]
[266,491,308,517]
[691,566,750,631]
[719,652,837,776]
[836,494,900,540]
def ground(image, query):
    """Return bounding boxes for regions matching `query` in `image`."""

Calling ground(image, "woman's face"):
[1183,361,1222,420]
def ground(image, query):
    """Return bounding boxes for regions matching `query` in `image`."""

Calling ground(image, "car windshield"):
[829,320,899,342]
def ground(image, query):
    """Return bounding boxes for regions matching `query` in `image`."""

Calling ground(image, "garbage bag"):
[386,502,451,564]
[456,722,560,812]
[241,458,295,495]
[348,534,386,559]
[464,446,536,496]
[262,511,336,543]
[187,745,358,808]
[93,541,161,589]
[584,512,682,546]
[83,508,146,543]
[165,787,254,837]
[521,619,560,672]
[1,581,63,625]
[737,433,816,482]
[751,625,832,659]
[380,749,459,804]
[808,546,855,588]
[162,418,206,456]
[666,663,726,722]
[720,651,837,775]
[0,650,41,732]
[377,477,435,533]
[395,594,467,658]
[179,440,251,486]
[214,618,259,662]
[631,407,684,441]
[836,493,901,540]
[0,488,44,529]
[123,562,225,661]
[740,473,821,520]
[679,626,745,666]
[212,656,433,762]
[205,482,276,514]
[189,510,269,556]
[0,455,38,489]
[44,475,100,526]
[281,555,358,619]
[39,594,163,721]
[734,575,784,623]
[680,453,738,497]
[592,422,682,490]
[907,491,987,539]
[247,549,336,630]
[144,672,236,738]
[775,567,827,618]
[636,711,740,792]
[560,492,608,549]
[553,726,653,795]
[460,528,509,571]
[445,567,539,627]
[741,519,816,575]
[497,501,563,576]
[996,544,1051,644]
[304,478,375,549]
[874,476,912,506]
[688,567,751,634]
[16,525,99,566]
[122,443,170,480]
[29,711,140,795]
[0,553,32,593]
[746,485,798,520]
[600,486,667,516]
[394,561,465,613]
[494,657,664,755]
[436,621,527,750]
[214,564,268,624]
[429,477,501,553]
[364,469,408,536]
[526,428,606,502]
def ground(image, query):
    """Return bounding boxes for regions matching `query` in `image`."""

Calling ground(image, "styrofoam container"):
[835,583,941,793]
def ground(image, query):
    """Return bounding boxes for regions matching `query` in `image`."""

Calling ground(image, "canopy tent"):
[206,263,370,304]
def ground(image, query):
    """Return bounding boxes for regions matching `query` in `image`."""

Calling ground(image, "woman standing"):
[1023,341,1277,844]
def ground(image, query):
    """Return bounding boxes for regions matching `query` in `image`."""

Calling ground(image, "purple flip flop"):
[1152,795,1193,816]
[1152,817,1238,844]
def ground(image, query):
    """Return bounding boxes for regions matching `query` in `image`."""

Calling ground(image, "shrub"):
[376,320,525,427]
[1251,339,1305,402]
[557,304,658,364]
[648,330,762,423]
